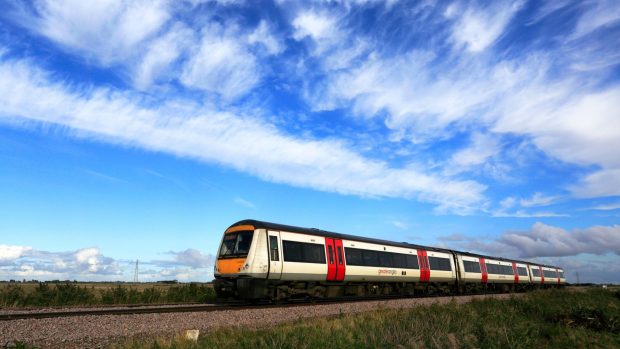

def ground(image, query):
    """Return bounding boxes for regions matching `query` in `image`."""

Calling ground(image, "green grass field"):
[116,288,619,349]
[0,282,215,307]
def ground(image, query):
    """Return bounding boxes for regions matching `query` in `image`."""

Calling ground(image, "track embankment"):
[1,293,524,348]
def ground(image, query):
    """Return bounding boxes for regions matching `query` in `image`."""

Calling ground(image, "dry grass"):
[118,288,620,349]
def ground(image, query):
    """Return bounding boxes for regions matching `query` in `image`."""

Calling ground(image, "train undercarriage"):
[214,277,560,302]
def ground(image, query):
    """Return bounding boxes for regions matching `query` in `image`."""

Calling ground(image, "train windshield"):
[219,230,254,258]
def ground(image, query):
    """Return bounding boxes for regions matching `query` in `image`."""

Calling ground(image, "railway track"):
[0,291,523,321]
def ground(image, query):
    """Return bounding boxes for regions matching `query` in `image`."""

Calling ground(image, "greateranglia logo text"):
[378,269,397,275]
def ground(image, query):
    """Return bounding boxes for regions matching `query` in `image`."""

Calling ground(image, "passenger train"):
[214,220,565,301]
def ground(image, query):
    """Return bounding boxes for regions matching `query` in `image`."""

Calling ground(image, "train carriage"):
[214,220,565,301]
[529,264,566,287]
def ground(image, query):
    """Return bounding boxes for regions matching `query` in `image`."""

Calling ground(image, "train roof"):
[227,219,563,270]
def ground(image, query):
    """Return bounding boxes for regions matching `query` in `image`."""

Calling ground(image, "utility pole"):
[575,271,580,285]
[133,259,139,283]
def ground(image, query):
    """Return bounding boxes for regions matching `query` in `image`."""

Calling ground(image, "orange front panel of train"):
[217,258,246,274]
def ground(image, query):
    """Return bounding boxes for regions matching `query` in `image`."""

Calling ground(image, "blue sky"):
[0,0,619,283]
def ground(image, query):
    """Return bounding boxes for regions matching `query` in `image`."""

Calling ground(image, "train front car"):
[213,222,270,300]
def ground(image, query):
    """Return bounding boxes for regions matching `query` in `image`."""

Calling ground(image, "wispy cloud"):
[20,0,170,65]
[584,202,620,211]
[234,197,256,209]
[519,192,560,208]
[445,0,524,52]
[0,55,486,214]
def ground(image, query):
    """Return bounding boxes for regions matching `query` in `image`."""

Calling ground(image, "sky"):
[0,0,619,284]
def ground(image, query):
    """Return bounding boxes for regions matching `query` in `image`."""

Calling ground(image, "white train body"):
[214,220,565,301]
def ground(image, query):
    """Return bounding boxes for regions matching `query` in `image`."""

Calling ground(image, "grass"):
[0,282,216,307]
[118,288,619,349]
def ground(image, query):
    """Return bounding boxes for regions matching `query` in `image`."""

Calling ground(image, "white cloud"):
[493,193,564,217]
[446,1,524,52]
[292,10,337,41]
[248,20,284,55]
[519,192,559,208]
[587,202,620,211]
[180,25,260,100]
[0,245,33,262]
[447,132,500,174]
[571,168,620,198]
[26,0,170,65]
[164,248,214,268]
[0,55,486,214]
[133,23,194,90]
[0,245,123,280]
[571,0,620,39]
[458,222,620,258]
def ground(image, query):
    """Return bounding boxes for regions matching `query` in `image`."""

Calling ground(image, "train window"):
[406,255,419,269]
[517,267,527,276]
[345,248,363,265]
[337,247,343,265]
[328,245,334,264]
[559,271,564,278]
[344,247,420,269]
[378,252,393,267]
[463,260,481,273]
[363,250,379,267]
[393,254,407,269]
[269,236,279,261]
[282,240,326,264]
[428,257,451,271]
[531,268,541,277]
[543,270,557,278]
[485,263,498,274]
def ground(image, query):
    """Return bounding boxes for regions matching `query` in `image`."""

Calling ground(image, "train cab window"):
[328,245,334,264]
[463,260,481,273]
[429,256,451,271]
[337,247,343,265]
[219,231,254,258]
[269,236,279,261]
[517,267,527,276]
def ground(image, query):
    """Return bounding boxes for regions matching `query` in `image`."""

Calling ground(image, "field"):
[115,288,620,349]
[0,281,215,307]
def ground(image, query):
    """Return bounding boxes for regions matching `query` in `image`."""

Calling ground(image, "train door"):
[417,250,430,282]
[267,231,282,280]
[512,262,519,284]
[325,238,346,281]
[479,258,488,284]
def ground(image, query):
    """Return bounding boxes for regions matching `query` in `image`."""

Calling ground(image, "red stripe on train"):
[512,262,519,284]
[417,250,430,282]
[479,257,488,284]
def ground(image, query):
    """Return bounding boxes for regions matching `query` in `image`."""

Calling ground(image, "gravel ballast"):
[1,293,522,348]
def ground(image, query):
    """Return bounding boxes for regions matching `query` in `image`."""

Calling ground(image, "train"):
[213,220,565,301]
